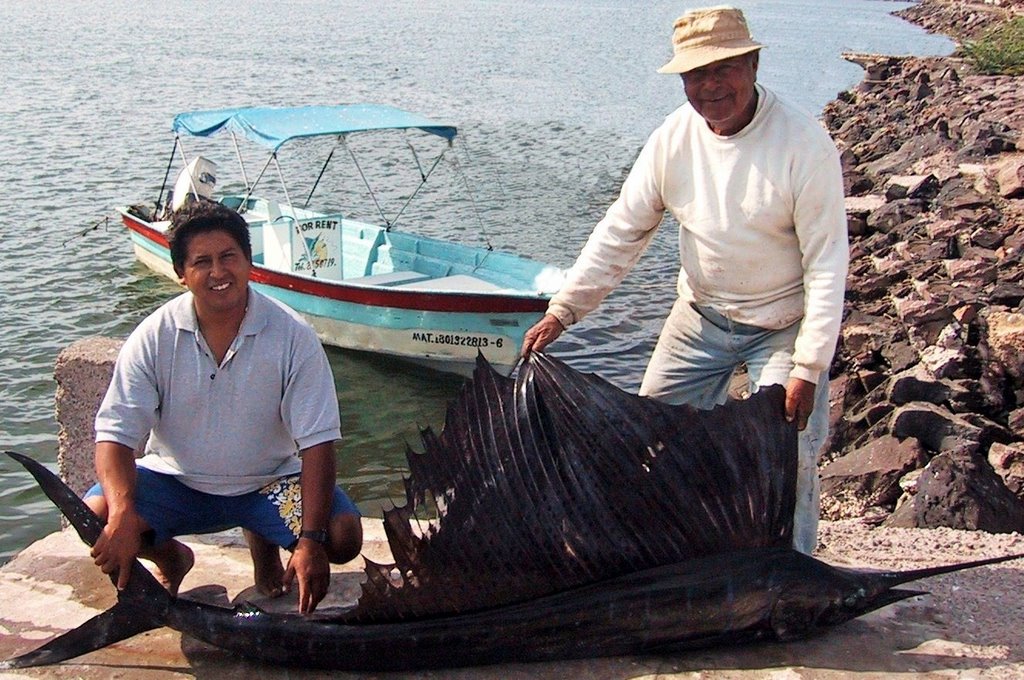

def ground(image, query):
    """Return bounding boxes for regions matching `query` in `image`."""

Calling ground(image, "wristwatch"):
[299,528,328,545]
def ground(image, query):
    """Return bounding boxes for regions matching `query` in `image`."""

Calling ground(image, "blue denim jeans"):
[639,298,828,554]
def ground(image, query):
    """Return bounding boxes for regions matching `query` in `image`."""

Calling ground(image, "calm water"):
[0,0,950,563]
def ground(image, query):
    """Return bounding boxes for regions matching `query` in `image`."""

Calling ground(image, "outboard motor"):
[170,156,218,212]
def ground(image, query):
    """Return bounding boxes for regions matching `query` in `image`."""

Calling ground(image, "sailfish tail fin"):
[4,450,171,600]
[1,601,163,669]
[3,451,174,667]
[6,450,107,545]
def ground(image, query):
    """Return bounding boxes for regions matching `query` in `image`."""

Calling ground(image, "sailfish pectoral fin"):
[1,601,163,669]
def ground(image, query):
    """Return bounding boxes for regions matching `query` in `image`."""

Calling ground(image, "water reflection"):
[327,347,464,518]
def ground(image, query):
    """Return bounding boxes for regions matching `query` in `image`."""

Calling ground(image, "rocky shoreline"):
[819,0,1024,532]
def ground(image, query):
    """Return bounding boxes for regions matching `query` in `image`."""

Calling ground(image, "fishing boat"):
[118,104,562,375]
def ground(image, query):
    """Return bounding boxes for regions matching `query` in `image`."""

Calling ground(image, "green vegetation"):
[962,16,1024,76]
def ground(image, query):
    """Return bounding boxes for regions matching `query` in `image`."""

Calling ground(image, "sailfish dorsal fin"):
[347,352,797,622]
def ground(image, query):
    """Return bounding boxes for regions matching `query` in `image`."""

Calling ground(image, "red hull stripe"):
[122,214,549,314]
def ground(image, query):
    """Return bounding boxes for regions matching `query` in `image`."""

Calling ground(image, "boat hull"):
[122,210,549,375]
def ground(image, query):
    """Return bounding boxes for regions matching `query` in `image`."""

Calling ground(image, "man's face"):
[681,53,759,136]
[177,229,251,317]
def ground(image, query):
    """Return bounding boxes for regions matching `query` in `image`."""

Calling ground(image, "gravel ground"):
[813,520,1024,679]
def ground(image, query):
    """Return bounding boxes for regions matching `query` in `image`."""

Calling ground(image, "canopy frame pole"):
[342,135,452,232]
[237,153,276,214]
[450,133,494,251]
[229,132,251,192]
[154,137,180,217]
[305,141,338,208]
[272,153,297,218]
[406,135,427,181]
[271,153,318,277]
[342,136,390,228]
[387,140,451,232]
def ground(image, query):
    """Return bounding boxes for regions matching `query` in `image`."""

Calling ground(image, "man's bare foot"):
[245,529,285,597]
[146,540,195,597]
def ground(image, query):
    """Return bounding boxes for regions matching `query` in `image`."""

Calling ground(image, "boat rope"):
[62,215,110,247]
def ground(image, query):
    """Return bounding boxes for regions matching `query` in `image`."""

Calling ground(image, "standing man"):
[522,6,848,554]
[85,200,362,613]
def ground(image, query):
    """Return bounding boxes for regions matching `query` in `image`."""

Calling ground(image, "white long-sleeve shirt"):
[548,85,848,383]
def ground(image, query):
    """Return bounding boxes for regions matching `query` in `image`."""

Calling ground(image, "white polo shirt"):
[95,288,341,496]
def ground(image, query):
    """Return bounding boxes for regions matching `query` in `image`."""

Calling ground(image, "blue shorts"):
[84,467,360,549]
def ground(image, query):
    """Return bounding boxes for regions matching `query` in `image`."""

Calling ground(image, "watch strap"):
[299,528,328,545]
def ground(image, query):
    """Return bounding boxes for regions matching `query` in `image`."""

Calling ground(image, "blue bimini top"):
[171,104,458,151]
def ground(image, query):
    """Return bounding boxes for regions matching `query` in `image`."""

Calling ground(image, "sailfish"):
[3,352,1022,670]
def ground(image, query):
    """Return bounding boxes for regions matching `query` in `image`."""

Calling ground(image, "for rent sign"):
[292,215,343,278]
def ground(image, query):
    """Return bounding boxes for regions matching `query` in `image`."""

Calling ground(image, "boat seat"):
[344,271,431,286]
[396,274,502,292]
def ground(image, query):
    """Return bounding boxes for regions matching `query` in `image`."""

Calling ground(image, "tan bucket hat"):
[657,6,764,74]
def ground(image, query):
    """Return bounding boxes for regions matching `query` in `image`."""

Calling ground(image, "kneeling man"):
[85,201,362,614]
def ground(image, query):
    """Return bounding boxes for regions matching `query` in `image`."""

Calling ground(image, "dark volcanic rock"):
[988,442,1024,497]
[820,435,928,520]
[821,0,1024,530]
[885,451,1024,533]
[890,402,982,455]
[888,368,952,405]
[935,176,991,213]
[885,174,940,201]
[881,341,918,373]
[861,134,954,178]
[866,198,928,233]
[990,282,1024,307]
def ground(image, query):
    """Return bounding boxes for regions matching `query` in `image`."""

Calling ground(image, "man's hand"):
[784,377,817,431]
[521,313,565,356]
[91,509,145,590]
[284,538,331,614]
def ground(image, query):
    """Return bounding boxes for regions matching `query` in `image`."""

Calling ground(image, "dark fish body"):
[146,551,869,669]
[154,548,1007,670]
[4,353,1022,670]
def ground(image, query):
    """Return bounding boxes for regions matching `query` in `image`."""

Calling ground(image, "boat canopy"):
[171,104,458,151]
